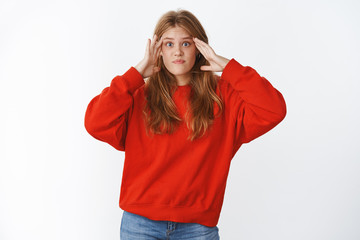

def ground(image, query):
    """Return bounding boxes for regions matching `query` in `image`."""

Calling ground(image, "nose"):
[174,45,183,56]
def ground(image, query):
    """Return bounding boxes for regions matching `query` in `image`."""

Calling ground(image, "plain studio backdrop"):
[1,0,359,239]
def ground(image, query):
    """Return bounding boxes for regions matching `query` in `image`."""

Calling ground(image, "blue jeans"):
[120,210,220,240]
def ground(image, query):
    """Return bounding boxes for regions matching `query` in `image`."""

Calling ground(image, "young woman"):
[85,9,286,240]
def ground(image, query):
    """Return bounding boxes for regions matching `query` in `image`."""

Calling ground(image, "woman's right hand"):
[135,34,163,79]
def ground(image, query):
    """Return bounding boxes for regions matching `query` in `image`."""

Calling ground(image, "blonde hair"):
[142,9,224,141]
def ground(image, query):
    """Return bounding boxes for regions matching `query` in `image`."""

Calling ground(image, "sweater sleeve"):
[220,58,286,145]
[84,67,145,151]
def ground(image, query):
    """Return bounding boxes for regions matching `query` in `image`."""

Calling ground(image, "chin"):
[169,66,193,75]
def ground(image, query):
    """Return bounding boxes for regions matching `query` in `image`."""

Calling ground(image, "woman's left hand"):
[193,37,230,72]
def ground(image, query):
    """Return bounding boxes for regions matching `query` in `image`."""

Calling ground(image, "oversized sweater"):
[84,58,286,227]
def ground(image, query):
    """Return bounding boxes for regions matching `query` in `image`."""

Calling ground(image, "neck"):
[175,73,191,86]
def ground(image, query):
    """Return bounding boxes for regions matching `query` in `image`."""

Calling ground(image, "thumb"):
[200,65,212,71]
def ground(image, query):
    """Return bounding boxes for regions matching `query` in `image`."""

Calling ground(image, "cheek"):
[187,49,197,61]
[161,49,170,59]
[161,54,170,64]
[161,52,172,67]
[187,47,196,56]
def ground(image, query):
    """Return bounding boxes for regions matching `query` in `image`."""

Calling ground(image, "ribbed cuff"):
[220,58,245,83]
[120,67,145,93]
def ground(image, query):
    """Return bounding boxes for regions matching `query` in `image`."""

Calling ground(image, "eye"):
[183,42,190,47]
[165,42,173,47]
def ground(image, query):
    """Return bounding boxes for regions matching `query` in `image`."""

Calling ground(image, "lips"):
[172,59,185,64]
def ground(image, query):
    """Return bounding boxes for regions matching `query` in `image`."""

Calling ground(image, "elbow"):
[84,110,99,137]
[265,96,287,127]
[272,90,287,122]
[274,97,287,125]
[84,116,95,136]
[84,100,103,138]
[278,101,287,122]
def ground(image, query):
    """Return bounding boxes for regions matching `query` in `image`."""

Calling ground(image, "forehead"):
[162,26,192,39]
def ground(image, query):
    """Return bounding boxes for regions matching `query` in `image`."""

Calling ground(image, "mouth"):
[172,60,185,64]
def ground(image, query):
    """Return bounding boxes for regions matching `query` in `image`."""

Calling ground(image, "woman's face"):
[160,26,197,85]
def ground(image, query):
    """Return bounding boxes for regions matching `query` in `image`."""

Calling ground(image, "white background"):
[1,0,359,239]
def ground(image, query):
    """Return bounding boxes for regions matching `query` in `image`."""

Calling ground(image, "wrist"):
[216,55,230,71]
[134,61,145,78]
[221,58,230,70]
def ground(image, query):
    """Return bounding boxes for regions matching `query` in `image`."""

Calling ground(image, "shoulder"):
[130,82,146,108]
[133,82,146,97]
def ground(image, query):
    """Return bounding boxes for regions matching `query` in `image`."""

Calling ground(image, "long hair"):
[142,9,224,141]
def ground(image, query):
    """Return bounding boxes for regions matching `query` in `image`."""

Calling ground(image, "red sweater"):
[84,58,286,227]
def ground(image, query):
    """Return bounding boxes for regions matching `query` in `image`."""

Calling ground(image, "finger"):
[154,47,161,60]
[194,41,215,61]
[145,38,151,57]
[149,34,157,55]
[193,37,208,48]
[152,35,163,57]
[193,37,205,44]
[154,39,162,57]
[194,41,208,58]
[155,45,162,57]
[152,34,157,44]
[194,37,211,49]
[198,43,213,57]
[193,38,205,53]
[155,35,162,45]
[154,38,163,58]
[193,38,210,56]
[155,37,163,52]
[194,37,214,55]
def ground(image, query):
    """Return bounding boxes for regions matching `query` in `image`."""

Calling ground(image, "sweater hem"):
[119,202,220,227]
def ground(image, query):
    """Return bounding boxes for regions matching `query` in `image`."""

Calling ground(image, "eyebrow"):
[162,37,193,40]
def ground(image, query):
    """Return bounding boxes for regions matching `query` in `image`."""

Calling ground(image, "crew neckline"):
[177,84,191,88]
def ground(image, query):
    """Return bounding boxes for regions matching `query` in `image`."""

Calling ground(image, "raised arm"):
[84,34,163,150]
[193,37,286,146]
[84,68,145,151]
[221,59,286,144]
